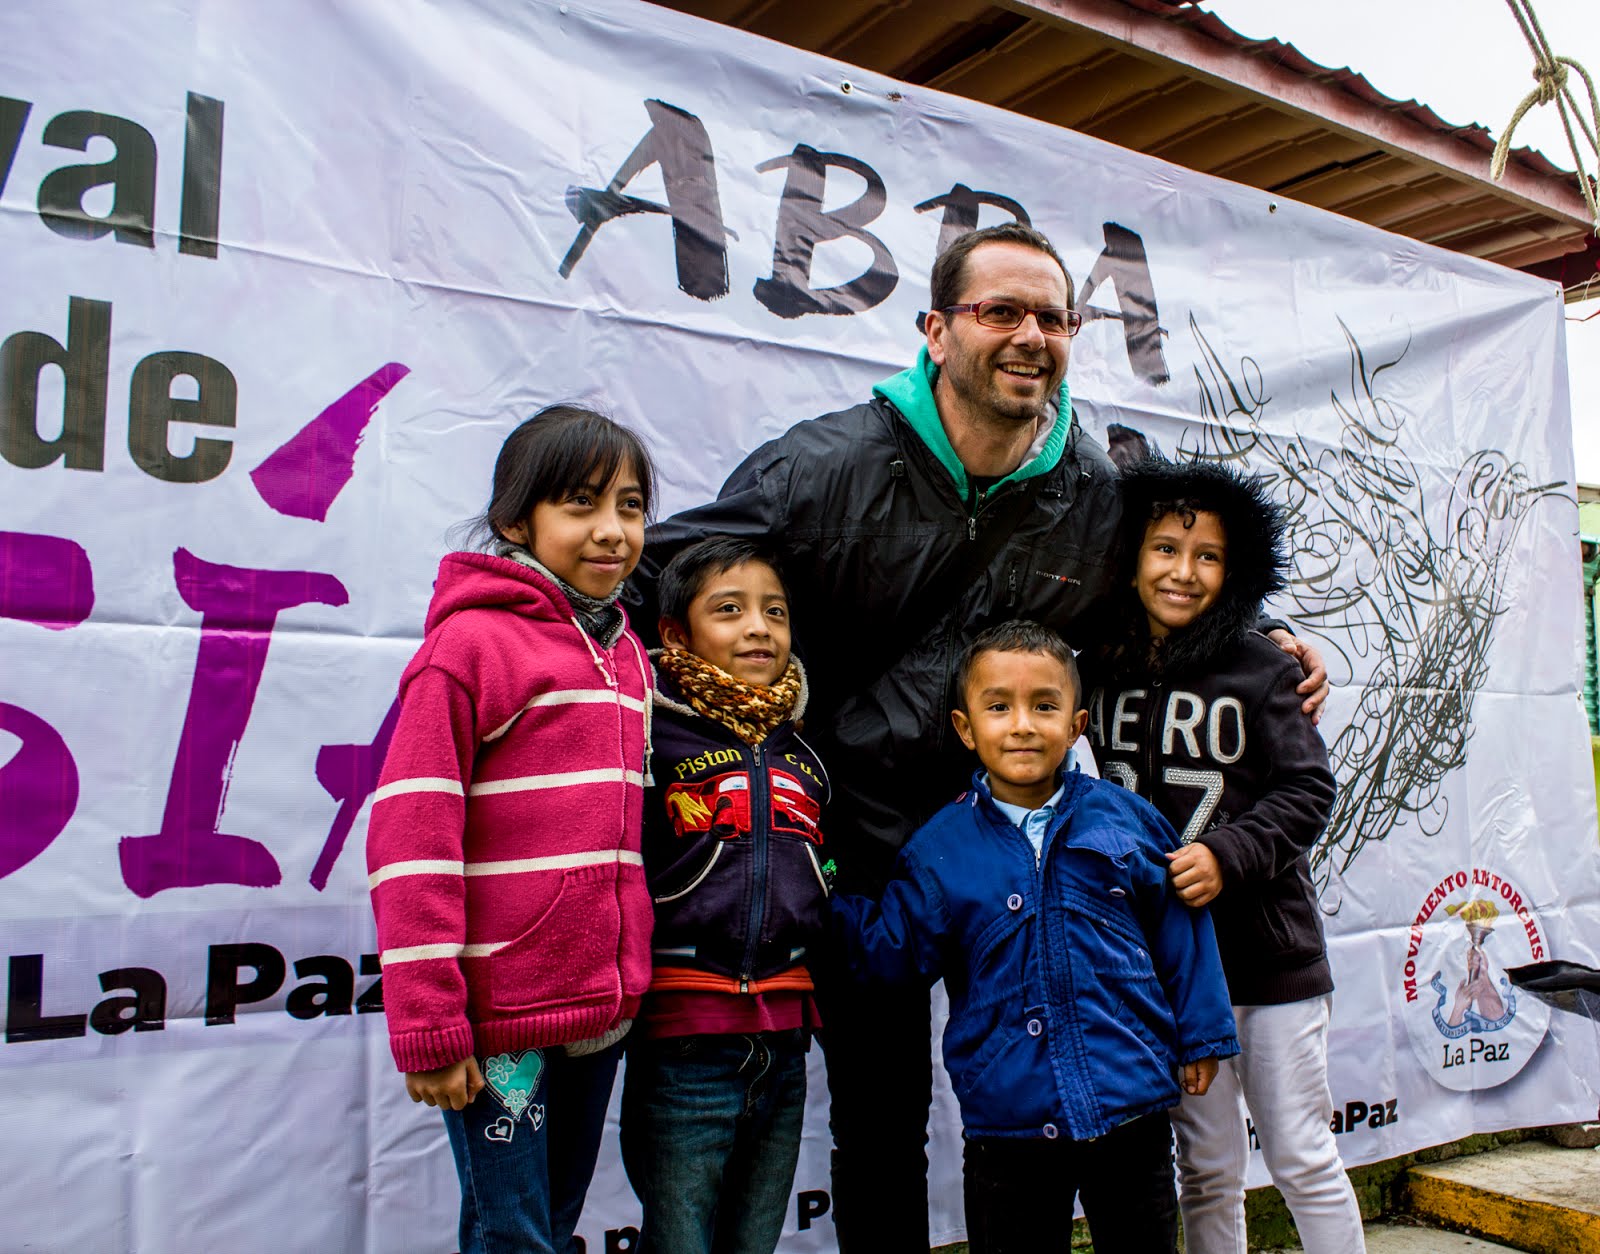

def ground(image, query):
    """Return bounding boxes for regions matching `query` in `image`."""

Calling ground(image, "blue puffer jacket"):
[833,768,1238,1141]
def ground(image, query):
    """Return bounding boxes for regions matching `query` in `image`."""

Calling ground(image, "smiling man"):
[924,237,1077,480]
[643,223,1324,1251]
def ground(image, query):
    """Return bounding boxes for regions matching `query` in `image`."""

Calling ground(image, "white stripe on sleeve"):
[379,940,508,966]
[367,859,465,889]
[373,777,465,804]
[378,942,464,965]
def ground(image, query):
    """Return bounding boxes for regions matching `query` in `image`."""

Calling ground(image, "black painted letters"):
[754,144,897,318]
[561,99,730,300]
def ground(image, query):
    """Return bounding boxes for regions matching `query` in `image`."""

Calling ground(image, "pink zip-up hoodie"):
[367,552,654,1073]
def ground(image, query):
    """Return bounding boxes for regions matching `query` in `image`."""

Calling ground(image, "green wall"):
[1580,503,1600,735]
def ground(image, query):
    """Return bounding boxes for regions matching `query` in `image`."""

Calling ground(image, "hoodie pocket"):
[1102,967,1173,1049]
[1256,869,1325,965]
[488,863,621,1013]
[653,841,724,904]
[805,844,830,898]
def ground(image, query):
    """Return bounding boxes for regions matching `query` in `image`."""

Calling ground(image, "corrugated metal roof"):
[653,0,1599,295]
[1148,0,1578,179]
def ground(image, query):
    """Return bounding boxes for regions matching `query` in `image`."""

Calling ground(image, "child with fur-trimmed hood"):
[1084,456,1366,1254]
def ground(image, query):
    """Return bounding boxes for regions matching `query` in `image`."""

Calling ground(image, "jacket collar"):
[871,345,1072,498]
[969,764,1091,840]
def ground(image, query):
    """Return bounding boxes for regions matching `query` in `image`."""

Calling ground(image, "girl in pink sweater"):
[367,404,657,1254]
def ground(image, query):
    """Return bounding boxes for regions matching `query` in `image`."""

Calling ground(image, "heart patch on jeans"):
[481,1049,544,1122]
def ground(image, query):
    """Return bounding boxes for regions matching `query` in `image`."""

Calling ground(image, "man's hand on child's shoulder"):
[1182,1056,1219,1097]
[1266,629,1330,724]
[405,1057,485,1110]
[1166,843,1223,908]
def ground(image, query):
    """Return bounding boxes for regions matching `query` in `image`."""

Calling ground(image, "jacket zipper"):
[968,480,1013,539]
[940,483,1018,749]
[936,614,961,757]
[738,744,768,993]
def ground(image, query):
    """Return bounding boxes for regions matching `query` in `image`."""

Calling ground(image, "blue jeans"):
[620,1029,809,1254]
[441,1041,623,1254]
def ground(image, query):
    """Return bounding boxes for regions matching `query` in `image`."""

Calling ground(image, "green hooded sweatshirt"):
[872,345,1073,500]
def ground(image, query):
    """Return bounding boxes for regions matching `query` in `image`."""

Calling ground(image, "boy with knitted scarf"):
[620,536,831,1254]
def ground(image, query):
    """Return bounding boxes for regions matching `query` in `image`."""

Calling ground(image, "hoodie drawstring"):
[575,617,655,787]
[573,615,616,689]
[626,634,655,786]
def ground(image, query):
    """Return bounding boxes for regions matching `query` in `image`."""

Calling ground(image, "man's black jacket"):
[639,394,1121,890]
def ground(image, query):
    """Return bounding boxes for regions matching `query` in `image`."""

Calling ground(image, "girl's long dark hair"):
[463,404,658,549]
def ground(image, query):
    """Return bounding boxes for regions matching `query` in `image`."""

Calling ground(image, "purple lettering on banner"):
[308,697,400,891]
[0,703,79,878]
[249,363,410,522]
[118,549,349,897]
[0,531,93,629]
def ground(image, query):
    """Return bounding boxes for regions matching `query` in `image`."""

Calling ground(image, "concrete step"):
[1361,1221,1520,1251]
[950,1217,1517,1252]
[1405,1140,1600,1253]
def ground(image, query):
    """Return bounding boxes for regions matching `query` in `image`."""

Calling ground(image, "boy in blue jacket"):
[833,619,1237,1254]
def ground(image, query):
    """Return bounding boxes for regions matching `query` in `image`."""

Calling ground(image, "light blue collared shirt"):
[985,750,1078,858]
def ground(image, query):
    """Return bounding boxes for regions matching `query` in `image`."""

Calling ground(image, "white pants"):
[1170,995,1365,1254]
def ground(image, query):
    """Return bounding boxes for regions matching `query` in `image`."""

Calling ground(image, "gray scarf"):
[497,545,624,646]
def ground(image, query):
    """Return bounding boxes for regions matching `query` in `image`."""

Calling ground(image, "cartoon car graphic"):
[771,770,822,844]
[665,773,750,839]
[663,769,821,844]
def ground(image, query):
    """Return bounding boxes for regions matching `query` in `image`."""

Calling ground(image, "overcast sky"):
[1199,0,1600,481]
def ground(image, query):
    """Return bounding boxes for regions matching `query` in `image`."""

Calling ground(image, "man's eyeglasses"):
[937,300,1083,338]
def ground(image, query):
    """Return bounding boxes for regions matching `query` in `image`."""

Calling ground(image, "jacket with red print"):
[643,663,831,993]
[366,552,654,1074]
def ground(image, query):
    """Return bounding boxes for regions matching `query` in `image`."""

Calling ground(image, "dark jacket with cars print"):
[642,662,832,992]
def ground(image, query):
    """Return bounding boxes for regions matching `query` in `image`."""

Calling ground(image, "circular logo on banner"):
[1400,869,1549,1091]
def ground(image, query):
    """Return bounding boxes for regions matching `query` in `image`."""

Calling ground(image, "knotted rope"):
[1489,0,1600,236]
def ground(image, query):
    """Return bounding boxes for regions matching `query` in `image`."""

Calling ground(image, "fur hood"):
[1097,456,1289,682]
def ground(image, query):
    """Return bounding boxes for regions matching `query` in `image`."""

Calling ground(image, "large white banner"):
[4,1,1597,1249]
